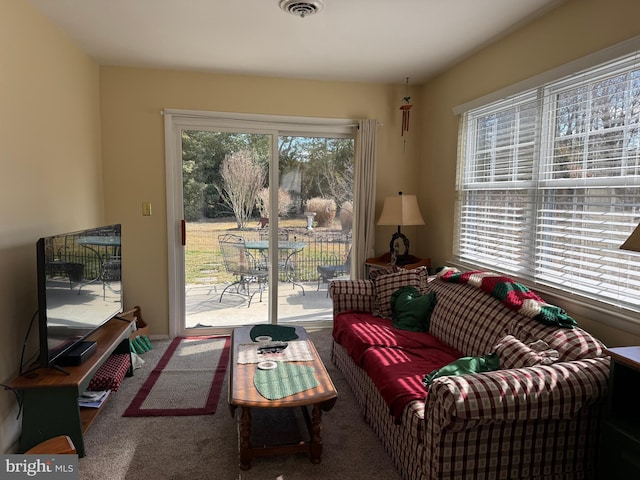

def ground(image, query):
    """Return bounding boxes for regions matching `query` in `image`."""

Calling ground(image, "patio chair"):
[44,235,86,290]
[279,244,306,295]
[100,253,121,300]
[317,247,351,292]
[218,234,267,307]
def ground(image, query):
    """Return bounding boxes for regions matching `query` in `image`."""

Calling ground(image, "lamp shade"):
[377,192,425,226]
[621,223,640,252]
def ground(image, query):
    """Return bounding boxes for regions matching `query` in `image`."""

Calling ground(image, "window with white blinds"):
[456,51,640,312]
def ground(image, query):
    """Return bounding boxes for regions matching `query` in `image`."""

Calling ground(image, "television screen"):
[36,224,123,368]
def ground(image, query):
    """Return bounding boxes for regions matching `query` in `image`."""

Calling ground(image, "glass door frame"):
[164,109,356,337]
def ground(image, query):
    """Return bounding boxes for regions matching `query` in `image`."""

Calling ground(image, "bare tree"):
[220,150,266,228]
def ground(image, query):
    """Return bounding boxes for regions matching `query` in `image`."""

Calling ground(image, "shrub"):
[256,188,293,218]
[306,197,336,227]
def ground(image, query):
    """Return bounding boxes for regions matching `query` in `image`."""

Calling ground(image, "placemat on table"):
[254,363,319,400]
[250,324,299,342]
[237,340,314,364]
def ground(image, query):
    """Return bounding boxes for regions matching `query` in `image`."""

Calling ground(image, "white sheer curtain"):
[353,119,378,279]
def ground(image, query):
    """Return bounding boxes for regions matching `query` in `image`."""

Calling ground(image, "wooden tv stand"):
[10,316,136,457]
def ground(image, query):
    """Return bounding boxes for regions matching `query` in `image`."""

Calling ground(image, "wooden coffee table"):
[228,326,338,470]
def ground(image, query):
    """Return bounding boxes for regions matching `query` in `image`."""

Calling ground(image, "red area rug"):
[123,336,230,417]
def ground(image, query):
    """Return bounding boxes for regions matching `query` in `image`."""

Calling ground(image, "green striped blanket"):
[438,267,576,329]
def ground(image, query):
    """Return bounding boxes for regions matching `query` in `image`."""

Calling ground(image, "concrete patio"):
[184,280,334,329]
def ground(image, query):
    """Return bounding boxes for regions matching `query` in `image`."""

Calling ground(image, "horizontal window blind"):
[455,50,640,313]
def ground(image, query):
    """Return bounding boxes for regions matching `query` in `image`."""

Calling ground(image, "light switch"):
[142,202,152,216]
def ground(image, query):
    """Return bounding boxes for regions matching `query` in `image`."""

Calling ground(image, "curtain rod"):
[160,108,384,128]
[160,109,382,128]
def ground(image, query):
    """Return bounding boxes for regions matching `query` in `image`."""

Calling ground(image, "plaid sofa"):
[330,275,610,480]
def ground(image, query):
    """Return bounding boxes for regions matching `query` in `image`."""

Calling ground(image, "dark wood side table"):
[598,346,640,477]
[365,253,430,278]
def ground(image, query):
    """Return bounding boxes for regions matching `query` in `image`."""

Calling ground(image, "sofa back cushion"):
[426,279,606,361]
[372,269,425,318]
[426,281,517,356]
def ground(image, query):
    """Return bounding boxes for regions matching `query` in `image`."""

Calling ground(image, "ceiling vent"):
[279,0,324,18]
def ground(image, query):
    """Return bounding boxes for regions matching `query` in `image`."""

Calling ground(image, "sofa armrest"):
[425,357,610,431]
[329,279,375,316]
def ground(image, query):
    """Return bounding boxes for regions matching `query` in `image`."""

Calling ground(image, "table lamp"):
[377,192,425,265]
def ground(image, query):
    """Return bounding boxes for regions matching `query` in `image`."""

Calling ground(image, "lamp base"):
[389,232,410,257]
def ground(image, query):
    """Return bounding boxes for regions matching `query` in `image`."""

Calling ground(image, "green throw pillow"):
[422,352,500,388]
[390,286,437,332]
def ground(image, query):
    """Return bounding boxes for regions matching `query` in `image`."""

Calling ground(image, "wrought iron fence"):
[185,223,351,285]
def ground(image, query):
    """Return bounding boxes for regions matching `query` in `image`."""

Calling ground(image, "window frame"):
[454,49,640,335]
[164,109,356,336]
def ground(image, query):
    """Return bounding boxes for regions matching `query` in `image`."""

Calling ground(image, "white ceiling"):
[28,0,562,84]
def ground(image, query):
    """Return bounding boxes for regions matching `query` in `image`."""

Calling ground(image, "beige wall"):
[419,0,640,347]
[5,0,640,454]
[99,68,422,337]
[0,0,103,452]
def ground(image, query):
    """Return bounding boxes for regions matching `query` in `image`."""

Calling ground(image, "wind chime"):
[400,77,413,137]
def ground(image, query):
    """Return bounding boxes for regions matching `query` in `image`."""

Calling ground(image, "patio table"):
[244,240,306,293]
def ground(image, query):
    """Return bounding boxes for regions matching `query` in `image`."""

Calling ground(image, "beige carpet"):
[78,328,403,480]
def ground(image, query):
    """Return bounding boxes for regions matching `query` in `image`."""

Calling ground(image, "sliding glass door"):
[164,111,355,336]
[181,130,272,330]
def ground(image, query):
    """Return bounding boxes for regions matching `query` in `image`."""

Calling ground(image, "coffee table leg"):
[239,407,252,470]
[309,404,323,464]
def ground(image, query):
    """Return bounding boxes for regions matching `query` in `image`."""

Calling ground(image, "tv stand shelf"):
[10,316,136,457]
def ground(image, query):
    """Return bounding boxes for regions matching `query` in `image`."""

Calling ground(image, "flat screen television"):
[35,224,123,369]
